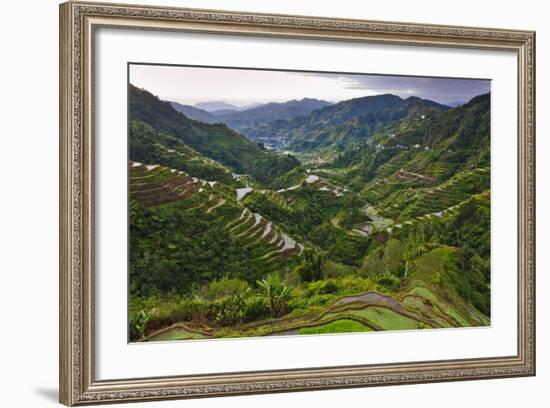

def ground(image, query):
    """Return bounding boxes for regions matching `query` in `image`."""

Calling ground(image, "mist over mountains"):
[194,101,243,112]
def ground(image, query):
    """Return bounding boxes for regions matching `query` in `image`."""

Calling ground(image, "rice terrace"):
[128,65,491,342]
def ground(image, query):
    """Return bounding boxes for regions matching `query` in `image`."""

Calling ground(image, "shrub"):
[319,280,338,294]
[376,275,401,292]
[129,309,152,341]
[322,259,353,278]
[214,294,246,326]
[304,279,338,295]
[242,296,269,322]
[257,273,293,318]
[201,277,250,300]
[337,275,375,294]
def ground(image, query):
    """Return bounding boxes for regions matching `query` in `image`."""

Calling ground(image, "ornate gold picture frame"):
[59,1,535,405]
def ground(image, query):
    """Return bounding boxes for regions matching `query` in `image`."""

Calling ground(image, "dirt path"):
[206,198,225,213]
[396,170,436,182]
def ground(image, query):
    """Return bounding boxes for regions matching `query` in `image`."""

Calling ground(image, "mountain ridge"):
[214,97,332,132]
[242,93,451,151]
[169,101,218,124]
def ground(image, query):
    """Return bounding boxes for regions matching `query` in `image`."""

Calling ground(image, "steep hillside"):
[332,93,490,189]
[129,161,306,295]
[129,84,300,184]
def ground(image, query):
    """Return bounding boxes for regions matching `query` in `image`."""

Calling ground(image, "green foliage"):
[394,193,491,316]
[130,120,236,184]
[242,296,270,321]
[201,277,250,301]
[383,239,407,275]
[129,198,300,296]
[243,185,345,239]
[329,235,371,265]
[375,275,401,292]
[269,166,307,190]
[321,259,354,278]
[129,310,152,340]
[303,280,339,296]
[339,207,369,230]
[359,239,406,278]
[214,292,248,326]
[257,273,293,318]
[294,249,324,282]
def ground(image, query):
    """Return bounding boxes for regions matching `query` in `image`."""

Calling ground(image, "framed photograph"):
[59,1,536,405]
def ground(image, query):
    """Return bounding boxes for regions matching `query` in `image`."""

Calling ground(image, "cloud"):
[302,72,491,104]
[130,64,491,107]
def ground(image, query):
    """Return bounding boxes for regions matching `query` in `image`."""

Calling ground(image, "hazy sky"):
[129,64,491,107]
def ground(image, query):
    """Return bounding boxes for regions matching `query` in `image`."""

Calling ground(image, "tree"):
[296,249,323,282]
[384,239,406,276]
[359,248,385,278]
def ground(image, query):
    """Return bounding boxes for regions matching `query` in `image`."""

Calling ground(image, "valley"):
[128,83,491,342]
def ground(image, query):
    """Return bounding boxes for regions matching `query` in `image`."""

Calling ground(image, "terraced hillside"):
[129,162,306,292]
[128,83,491,343]
[378,167,490,220]
[130,151,490,341]
[130,163,203,207]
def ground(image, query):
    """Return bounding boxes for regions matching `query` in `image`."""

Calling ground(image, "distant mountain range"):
[194,101,243,112]
[143,87,486,158]
[170,98,332,132]
[214,98,332,131]
[241,94,450,151]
